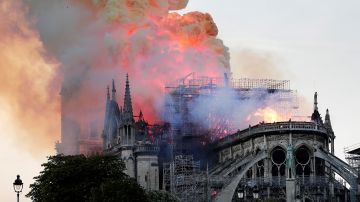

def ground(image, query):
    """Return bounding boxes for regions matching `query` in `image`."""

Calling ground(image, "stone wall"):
[136,155,159,190]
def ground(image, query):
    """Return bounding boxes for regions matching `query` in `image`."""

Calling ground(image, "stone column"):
[344,189,348,202]
[286,178,296,202]
[286,140,296,202]
[252,165,256,179]
[264,158,269,178]
[330,176,335,201]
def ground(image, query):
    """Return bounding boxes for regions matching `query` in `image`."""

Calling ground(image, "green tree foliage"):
[146,190,180,202]
[89,179,147,202]
[26,154,147,202]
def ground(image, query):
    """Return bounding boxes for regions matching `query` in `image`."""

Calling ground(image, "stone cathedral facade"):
[102,75,159,190]
[212,93,358,202]
[100,75,358,201]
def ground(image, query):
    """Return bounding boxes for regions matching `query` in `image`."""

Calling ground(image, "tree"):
[89,179,148,202]
[26,154,147,202]
[146,190,180,202]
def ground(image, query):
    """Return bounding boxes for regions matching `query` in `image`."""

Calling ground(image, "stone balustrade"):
[214,121,329,149]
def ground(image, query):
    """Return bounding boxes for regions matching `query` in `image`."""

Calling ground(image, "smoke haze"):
[0,0,60,154]
[231,49,284,79]
[17,0,230,152]
[1,0,300,156]
[162,86,295,139]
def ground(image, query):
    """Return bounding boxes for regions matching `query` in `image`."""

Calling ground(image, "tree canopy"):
[27,154,179,202]
[146,190,180,202]
[26,154,147,202]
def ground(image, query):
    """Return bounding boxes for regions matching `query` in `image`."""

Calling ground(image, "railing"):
[296,176,346,189]
[165,73,290,91]
[237,177,286,188]
[134,145,160,153]
[213,176,349,201]
[215,121,329,149]
[214,176,347,190]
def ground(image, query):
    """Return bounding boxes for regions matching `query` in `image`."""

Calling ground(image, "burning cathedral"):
[90,73,357,202]
[52,1,358,201]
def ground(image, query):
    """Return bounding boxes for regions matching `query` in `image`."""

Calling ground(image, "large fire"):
[253,107,285,123]
[209,106,288,139]
[0,0,297,155]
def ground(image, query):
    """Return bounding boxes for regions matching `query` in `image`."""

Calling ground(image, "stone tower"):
[102,74,159,190]
[119,74,136,178]
[134,110,160,190]
[102,80,122,149]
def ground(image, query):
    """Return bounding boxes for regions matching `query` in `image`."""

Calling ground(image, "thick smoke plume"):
[22,0,230,149]
[1,0,297,154]
[0,0,60,154]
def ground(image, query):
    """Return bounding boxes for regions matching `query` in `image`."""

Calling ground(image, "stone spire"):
[104,84,111,121]
[106,85,110,101]
[314,92,318,111]
[103,84,111,149]
[139,110,144,121]
[123,74,134,123]
[325,109,331,125]
[311,92,323,124]
[325,109,335,154]
[325,109,333,132]
[112,79,116,101]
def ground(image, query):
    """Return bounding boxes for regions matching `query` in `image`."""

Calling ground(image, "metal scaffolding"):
[162,73,300,201]
[164,73,299,140]
[165,72,291,90]
[345,143,360,173]
[163,155,206,202]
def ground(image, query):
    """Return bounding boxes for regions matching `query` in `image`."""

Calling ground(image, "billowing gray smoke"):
[162,85,294,139]
[24,0,230,153]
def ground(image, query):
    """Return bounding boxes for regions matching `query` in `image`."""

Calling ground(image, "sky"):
[1,0,360,201]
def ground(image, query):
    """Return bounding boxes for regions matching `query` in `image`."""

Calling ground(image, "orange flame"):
[253,107,283,123]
